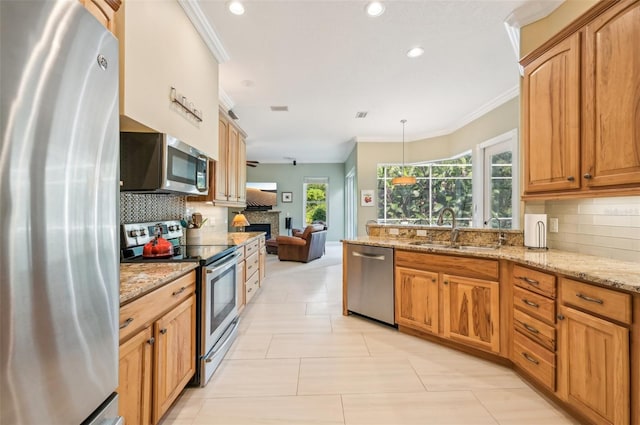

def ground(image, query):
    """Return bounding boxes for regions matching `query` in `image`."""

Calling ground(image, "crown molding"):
[178,0,230,64]
[219,87,235,111]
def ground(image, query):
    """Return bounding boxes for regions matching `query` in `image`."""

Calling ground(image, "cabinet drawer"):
[560,278,632,325]
[119,272,196,343]
[396,250,499,281]
[236,246,246,262]
[245,240,259,257]
[513,286,556,324]
[245,252,259,278]
[245,271,259,303]
[513,308,556,351]
[512,265,556,298]
[259,236,265,247]
[512,331,555,392]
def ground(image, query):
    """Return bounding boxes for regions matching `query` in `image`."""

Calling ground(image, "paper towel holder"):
[527,220,549,251]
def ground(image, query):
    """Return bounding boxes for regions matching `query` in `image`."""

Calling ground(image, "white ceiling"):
[198,0,535,164]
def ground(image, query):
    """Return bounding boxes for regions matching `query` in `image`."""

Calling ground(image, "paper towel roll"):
[524,214,547,248]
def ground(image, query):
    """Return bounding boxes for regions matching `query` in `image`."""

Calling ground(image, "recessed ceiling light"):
[365,1,385,17]
[228,1,245,15]
[407,47,425,58]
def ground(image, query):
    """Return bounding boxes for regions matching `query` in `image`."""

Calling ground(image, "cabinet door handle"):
[583,173,592,179]
[247,287,252,293]
[444,281,449,285]
[516,276,539,286]
[147,337,155,345]
[431,278,436,283]
[522,352,539,365]
[567,176,575,181]
[119,318,134,329]
[557,314,565,320]
[160,328,167,335]
[523,323,539,334]
[576,293,603,304]
[522,299,539,308]
[172,286,186,296]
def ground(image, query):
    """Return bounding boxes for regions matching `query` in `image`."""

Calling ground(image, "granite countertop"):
[195,230,265,246]
[120,262,199,305]
[343,237,640,294]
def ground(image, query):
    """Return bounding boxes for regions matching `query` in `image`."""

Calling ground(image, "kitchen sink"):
[457,245,500,252]
[408,241,453,248]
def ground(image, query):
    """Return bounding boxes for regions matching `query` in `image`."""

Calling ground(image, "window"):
[377,153,473,226]
[303,177,328,226]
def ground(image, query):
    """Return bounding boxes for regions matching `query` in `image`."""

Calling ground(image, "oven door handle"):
[206,257,236,275]
[204,318,240,362]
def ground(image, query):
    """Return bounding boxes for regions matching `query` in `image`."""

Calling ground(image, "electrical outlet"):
[389,228,399,235]
[416,229,427,237]
[549,218,559,233]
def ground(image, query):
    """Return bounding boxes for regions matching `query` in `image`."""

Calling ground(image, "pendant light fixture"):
[391,119,417,185]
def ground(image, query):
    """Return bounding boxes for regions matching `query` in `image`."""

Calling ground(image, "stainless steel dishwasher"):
[346,244,395,326]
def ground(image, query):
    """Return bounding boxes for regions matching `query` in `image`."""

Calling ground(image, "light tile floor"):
[161,242,579,425]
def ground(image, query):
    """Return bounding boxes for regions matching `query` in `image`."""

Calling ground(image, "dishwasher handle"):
[352,251,386,261]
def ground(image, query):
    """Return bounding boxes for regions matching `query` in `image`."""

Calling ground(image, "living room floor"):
[160,242,579,425]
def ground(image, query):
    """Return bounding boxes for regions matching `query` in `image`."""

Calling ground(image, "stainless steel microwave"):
[120,132,209,195]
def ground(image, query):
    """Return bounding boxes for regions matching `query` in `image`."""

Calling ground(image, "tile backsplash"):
[526,196,640,262]
[185,201,229,234]
[120,193,185,224]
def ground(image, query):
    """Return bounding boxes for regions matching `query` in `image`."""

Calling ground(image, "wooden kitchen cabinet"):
[153,296,196,423]
[522,33,581,194]
[118,271,196,425]
[118,327,152,425]
[582,0,640,189]
[521,0,640,199]
[215,116,230,202]
[395,250,500,354]
[395,267,440,335]
[443,274,500,353]
[79,0,120,33]
[557,305,629,425]
[238,135,247,204]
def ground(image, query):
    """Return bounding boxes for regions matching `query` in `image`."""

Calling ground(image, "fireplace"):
[242,210,281,240]
[245,224,271,240]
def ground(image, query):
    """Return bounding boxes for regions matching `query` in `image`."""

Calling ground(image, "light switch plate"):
[416,229,427,236]
[389,228,399,235]
[549,218,559,233]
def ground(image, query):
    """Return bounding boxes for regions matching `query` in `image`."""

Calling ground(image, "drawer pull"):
[516,276,539,286]
[172,286,186,296]
[576,293,603,304]
[160,328,167,335]
[147,337,155,345]
[522,299,539,308]
[522,352,539,365]
[119,318,134,329]
[567,176,575,181]
[247,287,252,293]
[523,323,539,334]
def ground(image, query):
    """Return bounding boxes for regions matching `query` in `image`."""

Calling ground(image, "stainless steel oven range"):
[121,220,240,386]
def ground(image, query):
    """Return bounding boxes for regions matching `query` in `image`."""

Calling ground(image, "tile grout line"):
[339,394,347,425]
[295,357,302,396]
[470,389,502,425]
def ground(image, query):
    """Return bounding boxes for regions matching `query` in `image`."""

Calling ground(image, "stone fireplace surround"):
[242,210,280,240]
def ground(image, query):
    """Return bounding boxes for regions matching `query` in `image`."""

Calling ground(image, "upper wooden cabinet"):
[521,0,640,199]
[582,0,640,188]
[78,0,120,33]
[114,1,219,159]
[522,34,581,193]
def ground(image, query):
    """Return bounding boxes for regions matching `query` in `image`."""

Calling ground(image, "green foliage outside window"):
[305,183,327,225]
[377,154,473,226]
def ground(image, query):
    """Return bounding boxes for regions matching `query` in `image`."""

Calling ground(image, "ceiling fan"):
[246,160,259,168]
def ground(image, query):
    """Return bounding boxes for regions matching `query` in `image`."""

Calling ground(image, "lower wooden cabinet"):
[443,274,500,353]
[558,305,630,425]
[153,296,196,422]
[118,327,152,425]
[118,272,196,425]
[394,267,439,334]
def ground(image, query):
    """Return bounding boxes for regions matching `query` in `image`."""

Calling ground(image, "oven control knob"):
[140,229,147,236]
[129,230,139,237]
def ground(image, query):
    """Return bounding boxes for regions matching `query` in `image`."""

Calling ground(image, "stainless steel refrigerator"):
[1,1,122,424]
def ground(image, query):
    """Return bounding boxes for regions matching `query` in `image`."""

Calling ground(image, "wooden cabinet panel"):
[513,286,556,324]
[153,296,196,423]
[118,327,153,425]
[394,267,440,335]
[259,245,266,285]
[236,259,246,312]
[513,330,556,392]
[513,308,556,351]
[558,305,629,425]
[395,250,499,281]
[245,270,259,304]
[560,278,632,324]
[227,125,239,202]
[512,265,557,299]
[245,252,259,279]
[583,0,640,188]
[443,275,500,353]
[215,116,229,202]
[523,33,581,193]
[237,135,247,204]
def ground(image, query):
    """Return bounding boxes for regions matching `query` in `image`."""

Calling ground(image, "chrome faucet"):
[437,207,459,246]
[486,217,507,246]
